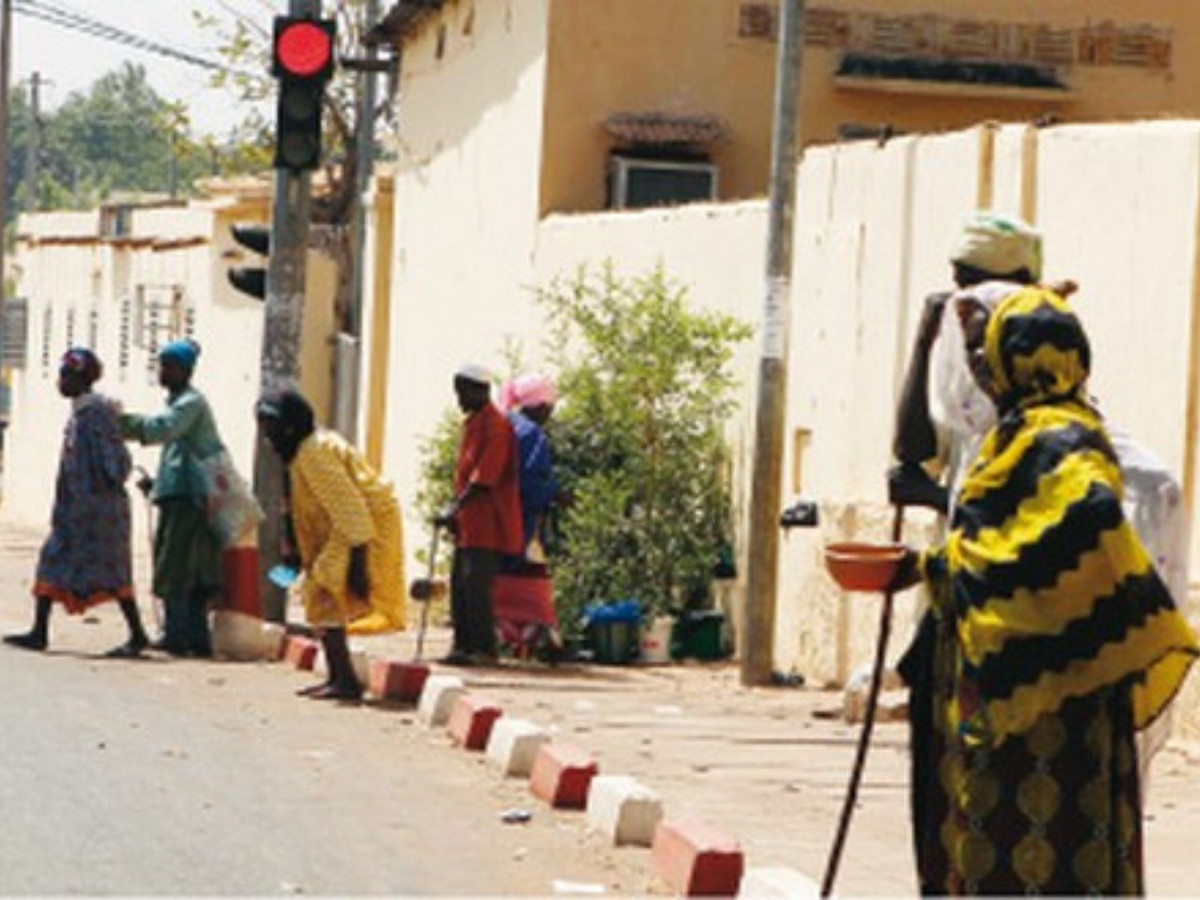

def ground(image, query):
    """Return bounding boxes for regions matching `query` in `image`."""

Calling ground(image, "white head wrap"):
[455,363,493,386]
[950,211,1043,281]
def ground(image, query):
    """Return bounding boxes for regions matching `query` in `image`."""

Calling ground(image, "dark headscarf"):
[59,347,103,385]
[256,387,315,461]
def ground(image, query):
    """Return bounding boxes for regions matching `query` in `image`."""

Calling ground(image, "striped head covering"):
[926,287,1197,746]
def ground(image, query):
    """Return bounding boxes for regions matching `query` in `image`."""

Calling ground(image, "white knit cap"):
[950,211,1043,281]
[455,363,493,386]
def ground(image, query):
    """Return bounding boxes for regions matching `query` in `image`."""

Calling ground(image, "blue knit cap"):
[159,339,200,373]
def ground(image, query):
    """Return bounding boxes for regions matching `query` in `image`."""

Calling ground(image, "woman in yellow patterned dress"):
[893,286,1197,894]
[257,388,405,700]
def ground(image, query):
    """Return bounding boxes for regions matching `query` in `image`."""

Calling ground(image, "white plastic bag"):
[198,449,264,547]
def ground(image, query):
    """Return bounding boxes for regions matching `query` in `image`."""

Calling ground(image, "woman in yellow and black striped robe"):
[899,287,1198,895]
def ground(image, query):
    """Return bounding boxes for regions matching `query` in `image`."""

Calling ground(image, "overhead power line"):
[12,0,242,74]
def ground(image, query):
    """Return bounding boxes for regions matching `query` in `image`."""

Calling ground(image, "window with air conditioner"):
[608,155,718,211]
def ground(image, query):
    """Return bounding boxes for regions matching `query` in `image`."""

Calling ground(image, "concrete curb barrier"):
[446,694,503,750]
[259,622,287,661]
[738,867,821,898]
[529,741,598,809]
[485,717,550,777]
[651,818,744,896]
[283,635,319,671]
[417,674,466,727]
[586,774,663,847]
[367,659,430,703]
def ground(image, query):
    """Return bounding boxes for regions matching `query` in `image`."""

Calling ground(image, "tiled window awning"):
[604,112,729,146]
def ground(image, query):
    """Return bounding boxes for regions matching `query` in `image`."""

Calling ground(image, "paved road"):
[0,637,640,896]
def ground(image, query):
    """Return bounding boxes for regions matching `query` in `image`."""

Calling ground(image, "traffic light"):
[228,223,270,300]
[272,16,336,171]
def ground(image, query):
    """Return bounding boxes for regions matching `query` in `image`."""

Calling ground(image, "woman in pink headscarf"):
[500,374,562,557]
[495,373,564,660]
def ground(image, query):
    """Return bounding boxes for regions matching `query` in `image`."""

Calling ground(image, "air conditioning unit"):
[609,156,718,210]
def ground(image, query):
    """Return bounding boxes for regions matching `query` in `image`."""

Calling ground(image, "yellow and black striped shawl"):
[927,287,1197,746]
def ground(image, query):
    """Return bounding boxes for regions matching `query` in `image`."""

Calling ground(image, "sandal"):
[308,683,363,703]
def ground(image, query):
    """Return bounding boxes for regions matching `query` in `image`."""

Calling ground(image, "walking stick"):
[412,524,441,663]
[134,465,164,634]
[820,502,905,898]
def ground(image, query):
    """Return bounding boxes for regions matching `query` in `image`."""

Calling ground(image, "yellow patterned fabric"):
[926,287,1197,747]
[903,287,1197,894]
[290,430,405,631]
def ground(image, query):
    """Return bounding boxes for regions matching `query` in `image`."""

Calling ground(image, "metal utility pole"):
[0,0,13,303]
[333,0,380,438]
[255,0,320,623]
[742,0,805,687]
[23,70,38,212]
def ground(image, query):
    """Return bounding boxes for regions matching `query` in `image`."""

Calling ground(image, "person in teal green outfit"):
[120,339,225,656]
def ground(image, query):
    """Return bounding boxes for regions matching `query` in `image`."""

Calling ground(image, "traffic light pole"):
[256,0,320,624]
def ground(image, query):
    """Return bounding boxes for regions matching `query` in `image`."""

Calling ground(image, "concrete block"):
[210,610,264,661]
[586,774,663,846]
[485,717,550,777]
[417,674,465,727]
[652,819,744,897]
[284,635,319,671]
[446,694,503,750]
[738,867,820,898]
[259,622,287,661]
[529,742,598,809]
[368,659,430,703]
[349,644,370,685]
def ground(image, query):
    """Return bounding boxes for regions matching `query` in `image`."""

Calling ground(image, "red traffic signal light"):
[273,18,335,80]
[272,16,336,171]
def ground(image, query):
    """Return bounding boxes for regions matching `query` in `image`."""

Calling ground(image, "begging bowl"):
[823,541,907,592]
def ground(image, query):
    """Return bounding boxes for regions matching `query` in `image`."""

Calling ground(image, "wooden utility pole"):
[255,0,320,623]
[742,0,806,686]
[23,70,38,212]
[0,0,13,302]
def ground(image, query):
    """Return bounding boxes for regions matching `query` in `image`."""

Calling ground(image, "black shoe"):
[438,650,473,666]
[151,638,190,657]
[104,639,146,659]
[4,631,47,652]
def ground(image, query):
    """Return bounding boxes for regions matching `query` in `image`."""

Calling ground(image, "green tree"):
[4,63,265,220]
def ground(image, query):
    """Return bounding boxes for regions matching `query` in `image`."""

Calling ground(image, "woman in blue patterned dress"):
[5,349,149,657]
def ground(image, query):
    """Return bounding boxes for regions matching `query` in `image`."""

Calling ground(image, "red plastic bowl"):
[823,541,907,592]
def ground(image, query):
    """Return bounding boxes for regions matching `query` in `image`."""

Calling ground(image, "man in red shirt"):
[435,365,523,665]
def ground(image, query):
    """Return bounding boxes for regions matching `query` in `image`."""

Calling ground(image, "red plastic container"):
[823,542,906,592]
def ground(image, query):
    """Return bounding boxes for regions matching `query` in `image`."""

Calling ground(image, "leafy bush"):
[416,263,750,639]
[543,264,749,635]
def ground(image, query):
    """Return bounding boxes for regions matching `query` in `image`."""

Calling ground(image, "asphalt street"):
[0,631,644,896]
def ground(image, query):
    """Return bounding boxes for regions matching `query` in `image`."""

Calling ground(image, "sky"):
[11,0,282,139]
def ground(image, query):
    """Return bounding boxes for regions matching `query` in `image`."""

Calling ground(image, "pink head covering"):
[500,374,557,412]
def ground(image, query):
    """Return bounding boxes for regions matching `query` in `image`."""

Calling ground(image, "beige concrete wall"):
[782,120,1200,733]
[382,0,551,545]
[2,202,337,547]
